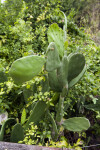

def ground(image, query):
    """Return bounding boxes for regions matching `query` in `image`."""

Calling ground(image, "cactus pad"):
[57,55,68,87]
[69,65,86,88]
[48,70,63,92]
[68,53,85,82]
[63,117,90,132]
[10,123,24,143]
[9,55,46,84]
[46,42,61,71]
[25,101,47,130]
[47,23,65,58]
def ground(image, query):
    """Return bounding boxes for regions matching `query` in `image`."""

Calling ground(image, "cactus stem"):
[47,111,58,141]
[56,94,64,128]
[56,84,68,130]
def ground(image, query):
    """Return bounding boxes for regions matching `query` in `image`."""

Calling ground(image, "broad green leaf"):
[9,55,46,84]
[47,23,65,58]
[63,117,90,132]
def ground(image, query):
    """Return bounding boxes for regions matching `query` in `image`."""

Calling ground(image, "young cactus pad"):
[47,23,65,58]
[62,117,90,132]
[46,42,61,72]
[59,11,67,41]
[9,55,46,84]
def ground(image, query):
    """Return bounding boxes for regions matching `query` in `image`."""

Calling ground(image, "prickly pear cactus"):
[8,12,90,141]
[46,22,86,92]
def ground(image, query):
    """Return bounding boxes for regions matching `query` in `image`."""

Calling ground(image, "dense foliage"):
[0,0,100,149]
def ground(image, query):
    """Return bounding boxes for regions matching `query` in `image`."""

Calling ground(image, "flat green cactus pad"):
[48,70,63,92]
[57,55,68,87]
[46,42,61,71]
[47,23,65,58]
[10,123,24,143]
[9,55,46,84]
[25,101,47,130]
[69,65,86,88]
[68,53,85,82]
[63,117,90,132]
[59,11,67,41]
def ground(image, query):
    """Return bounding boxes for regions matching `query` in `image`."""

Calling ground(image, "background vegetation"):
[0,0,100,149]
